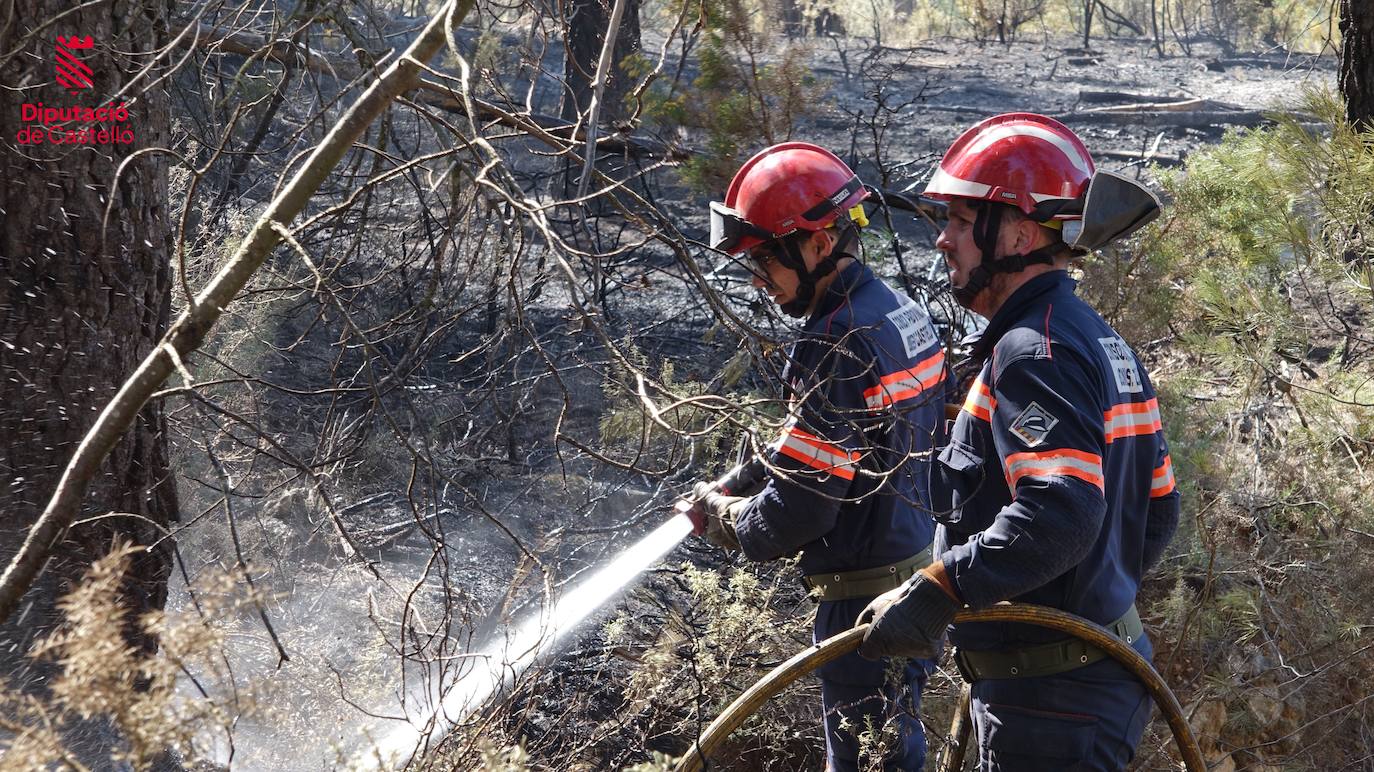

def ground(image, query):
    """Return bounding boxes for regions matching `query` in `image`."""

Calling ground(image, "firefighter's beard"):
[950,280,979,309]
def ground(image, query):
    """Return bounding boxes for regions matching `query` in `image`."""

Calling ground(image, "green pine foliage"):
[635,0,820,191]
[1077,89,1374,768]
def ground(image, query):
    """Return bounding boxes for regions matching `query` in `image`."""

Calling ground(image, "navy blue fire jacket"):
[735,260,946,576]
[933,270,1180,650]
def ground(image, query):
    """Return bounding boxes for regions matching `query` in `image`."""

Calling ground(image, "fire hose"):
[673,603,1205,772]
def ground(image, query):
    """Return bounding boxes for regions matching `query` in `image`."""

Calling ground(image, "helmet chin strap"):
[951,201,1061,308]
[776,225,858,318]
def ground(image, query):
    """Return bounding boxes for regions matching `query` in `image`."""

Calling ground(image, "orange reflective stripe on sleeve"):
[1104,397,1163,443]
[1004,448,1105,492]
[778,426,860,481]
[962,376,995,422]
[1151,455,1176,497]
[862,350,947,410]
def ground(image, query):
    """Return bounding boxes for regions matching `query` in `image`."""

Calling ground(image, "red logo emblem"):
[55,35,94,93]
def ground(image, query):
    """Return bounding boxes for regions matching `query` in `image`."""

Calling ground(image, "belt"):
[953,604,1143,681]
[802,546,933,602]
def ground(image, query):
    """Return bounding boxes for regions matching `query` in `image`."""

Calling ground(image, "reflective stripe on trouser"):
[814,597,934,772]
[970,634,1154,772]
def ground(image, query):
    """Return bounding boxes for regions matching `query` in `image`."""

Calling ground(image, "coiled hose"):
[673,603,1203,772]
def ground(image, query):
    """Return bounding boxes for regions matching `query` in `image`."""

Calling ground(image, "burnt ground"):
[161,28,1338,772]
[818,34,1333,162]
[640,33,1336,243]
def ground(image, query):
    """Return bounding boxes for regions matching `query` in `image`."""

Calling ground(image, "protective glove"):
[856,569,960,661]
[690,481,748,552]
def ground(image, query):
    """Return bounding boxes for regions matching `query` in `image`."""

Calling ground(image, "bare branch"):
[0,0,477,625]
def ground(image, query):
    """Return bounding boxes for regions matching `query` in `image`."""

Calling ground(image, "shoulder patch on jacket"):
[1009,401,1059,447]
[1098,336,1144,394]
[884,295,937,358]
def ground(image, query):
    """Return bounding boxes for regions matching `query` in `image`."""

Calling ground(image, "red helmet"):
[710,142,869,255]
[924,113,1093,219]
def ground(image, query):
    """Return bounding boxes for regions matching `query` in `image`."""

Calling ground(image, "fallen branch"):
[1076,98,1238,114]
[196,21,341,73]
[1210,55,1332,71]
[365,511,446,541]
[1057,109,1305,129]
[1078,89,1187,104]
[0,0,476,625]
[1095,148,1183,167]
[919,104,994,115]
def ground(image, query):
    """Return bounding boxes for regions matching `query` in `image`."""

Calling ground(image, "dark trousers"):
[815,598,935,772]
[967,636,1154,771]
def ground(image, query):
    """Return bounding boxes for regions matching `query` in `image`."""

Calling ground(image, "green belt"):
[953,604,1143,682]
[802,546,933,602]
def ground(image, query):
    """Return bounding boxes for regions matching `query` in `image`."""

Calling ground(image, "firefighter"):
[856,113,1181,770]
[691,142,947,771]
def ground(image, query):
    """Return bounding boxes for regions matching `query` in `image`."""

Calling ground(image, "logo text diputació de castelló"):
[15,35,135,147]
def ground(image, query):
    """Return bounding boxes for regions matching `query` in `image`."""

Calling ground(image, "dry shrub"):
[607,562,818,770]
[0,544,260,770]
[963,0,1047,41]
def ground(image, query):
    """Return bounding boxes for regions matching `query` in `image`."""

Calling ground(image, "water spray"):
[364,460,766,768]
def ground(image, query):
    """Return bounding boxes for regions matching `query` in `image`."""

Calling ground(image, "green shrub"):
[636,0,821,192]
[1077,90,1374,769]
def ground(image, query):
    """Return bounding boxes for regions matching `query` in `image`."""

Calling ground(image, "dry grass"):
[0,545,264,770]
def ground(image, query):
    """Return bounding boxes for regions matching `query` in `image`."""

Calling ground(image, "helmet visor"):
[709,201,775,254]
[1066,170,1161,251]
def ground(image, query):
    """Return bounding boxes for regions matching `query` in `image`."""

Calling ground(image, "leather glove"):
[691,481,747,552]
[856,570,960,661]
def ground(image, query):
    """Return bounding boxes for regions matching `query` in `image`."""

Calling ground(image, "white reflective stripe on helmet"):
[966,123,1093,178]
[926,166,991,198]
[1029,191,1077,204]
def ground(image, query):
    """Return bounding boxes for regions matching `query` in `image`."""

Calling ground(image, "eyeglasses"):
[745,247,779,275]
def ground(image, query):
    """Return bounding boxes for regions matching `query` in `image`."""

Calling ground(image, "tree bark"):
[0,0,177,691]
[562,0,642,125]
[779,0,804,38]
[1082,0,1096,49]
[1340,0,1374,129]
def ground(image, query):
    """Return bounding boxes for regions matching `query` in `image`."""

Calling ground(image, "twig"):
[200,427,291,667]
[576,0,631,198]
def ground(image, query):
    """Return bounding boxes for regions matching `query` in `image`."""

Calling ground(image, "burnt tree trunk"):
[0,0,178,700]
[1150,0,1164,56]
[1340,0,1374,272]
[779,0,804,38]
[1082,0,1096,49]
[1340,0,1374,129]
[561,0,642,125]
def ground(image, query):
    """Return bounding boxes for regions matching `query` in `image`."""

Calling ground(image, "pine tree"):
[0,0,178,710]
[1340,0,1374,128]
